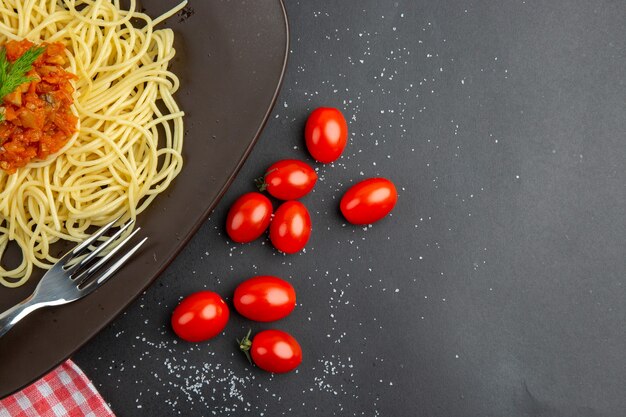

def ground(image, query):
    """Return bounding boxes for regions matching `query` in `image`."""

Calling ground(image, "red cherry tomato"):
[240,329,302,373]
[269,201,311,254]
[304,107,348,163]
[171,291,229,342]
[226,192,273,243]
[234,276,296,322]
[257,159,317,200]
[340,178,398,225]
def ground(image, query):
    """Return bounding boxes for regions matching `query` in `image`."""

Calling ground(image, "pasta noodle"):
[0,0,186,287]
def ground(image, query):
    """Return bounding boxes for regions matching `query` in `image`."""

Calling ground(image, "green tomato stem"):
[237,329,253,364]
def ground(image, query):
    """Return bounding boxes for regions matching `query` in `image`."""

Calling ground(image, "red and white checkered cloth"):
[0,360,115,417]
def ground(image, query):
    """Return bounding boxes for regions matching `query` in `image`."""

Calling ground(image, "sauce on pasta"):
[0,40,78,173]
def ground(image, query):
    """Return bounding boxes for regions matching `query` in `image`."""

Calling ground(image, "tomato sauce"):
[0,40,78,173]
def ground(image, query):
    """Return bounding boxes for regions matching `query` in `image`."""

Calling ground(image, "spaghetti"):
[0,0,186,287]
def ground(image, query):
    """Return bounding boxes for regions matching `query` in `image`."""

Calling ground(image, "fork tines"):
[61,217,147,291]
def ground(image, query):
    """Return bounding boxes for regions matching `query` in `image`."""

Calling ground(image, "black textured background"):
[74,1,626,416]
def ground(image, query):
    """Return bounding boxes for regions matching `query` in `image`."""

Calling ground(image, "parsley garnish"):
[0,45,46,122]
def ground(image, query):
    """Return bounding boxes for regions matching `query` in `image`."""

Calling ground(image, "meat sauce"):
[0,40,78,173]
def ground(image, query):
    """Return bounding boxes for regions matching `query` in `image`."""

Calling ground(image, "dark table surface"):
[74,0,626,416]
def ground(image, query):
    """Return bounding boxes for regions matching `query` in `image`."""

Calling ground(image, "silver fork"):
[0,217,147,338]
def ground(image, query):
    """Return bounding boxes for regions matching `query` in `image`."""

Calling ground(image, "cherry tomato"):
[171,291,229,342]
[304,107,348,163]
[239,329,302,373]
[226,192,273,243]
[234,276,296,322]
[256,159,317,200]
[269,201,311,254]
[340,178,398,225]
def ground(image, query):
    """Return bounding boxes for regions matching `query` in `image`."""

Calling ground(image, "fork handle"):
[0,295,42,338]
